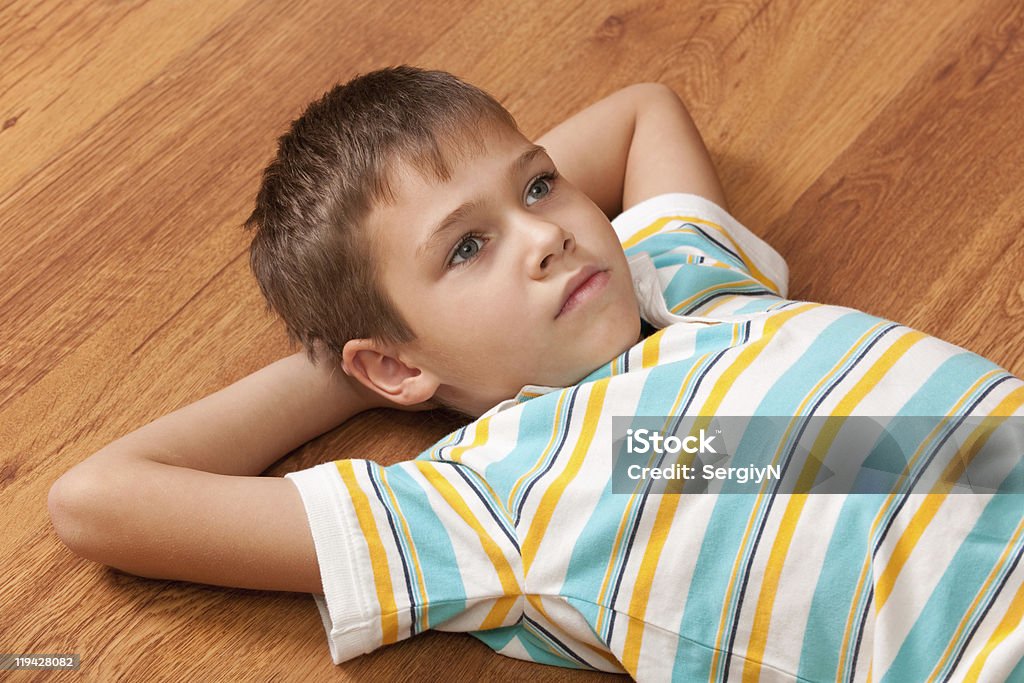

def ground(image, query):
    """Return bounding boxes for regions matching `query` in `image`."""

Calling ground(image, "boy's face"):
[361,125,642,416]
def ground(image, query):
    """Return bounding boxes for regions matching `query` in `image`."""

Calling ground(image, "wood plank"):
[0,0,251,200]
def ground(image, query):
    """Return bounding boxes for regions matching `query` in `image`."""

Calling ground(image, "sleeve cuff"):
[285,463,376,664]
[611,192,790,298]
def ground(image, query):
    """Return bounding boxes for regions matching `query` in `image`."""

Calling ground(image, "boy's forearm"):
[535,83,728,217]
[535,84,643,218]
[77,351,375,478]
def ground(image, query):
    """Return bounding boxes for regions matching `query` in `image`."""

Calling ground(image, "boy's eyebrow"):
[417,144,548,259]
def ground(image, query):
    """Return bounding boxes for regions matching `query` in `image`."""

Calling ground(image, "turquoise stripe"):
[558,360,705,628]
[663,265,763,314]
[850,361,1003,498]
[792,494,887,682]
[882,492,1024,682]
[481,390,573,517]
[838,373,1015,680]
[671,309,884,681]
[508,391,575,518]
[1007,651,1024,682]
[468,624,520,651]
[384,465,467,628]
[367,466,425,629]
[482,398,555,505]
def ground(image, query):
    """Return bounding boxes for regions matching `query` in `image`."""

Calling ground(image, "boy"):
[49,66,1024,680]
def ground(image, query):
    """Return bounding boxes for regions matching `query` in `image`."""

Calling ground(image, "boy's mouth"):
[556,266,609,318]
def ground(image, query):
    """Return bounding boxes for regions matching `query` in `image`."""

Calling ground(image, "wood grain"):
[2,0,1022,680]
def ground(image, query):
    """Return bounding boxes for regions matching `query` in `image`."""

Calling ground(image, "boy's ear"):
[341,338,441,407]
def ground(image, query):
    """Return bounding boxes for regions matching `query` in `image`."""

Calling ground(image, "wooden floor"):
[3,0,1023,680]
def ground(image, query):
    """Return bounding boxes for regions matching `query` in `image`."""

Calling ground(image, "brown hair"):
[244,65,520,376]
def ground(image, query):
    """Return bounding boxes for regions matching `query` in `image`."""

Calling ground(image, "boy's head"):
[246,66,641,418]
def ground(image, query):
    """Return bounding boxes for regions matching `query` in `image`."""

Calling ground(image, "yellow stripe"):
[335,460,399,644]
[622,303,820,674]
[690,217,780,293]
[712,313,872,679]
[963,556,1024,682]
[620,216,677,250]
[742,329,927,682]
[692,293,744,317]
[864,374,1007,610]
[378,468,430,633]
[522,380,609,574]
[413,461,521,630]
[878,394,1023,613]
[447,415,490,463]
[710,319,890,679]
[640,328,663,369]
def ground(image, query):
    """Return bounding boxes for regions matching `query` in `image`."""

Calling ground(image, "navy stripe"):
[364,461,418,636]
[513,385,581,526]
[681,287,777,316]
[430,424,470,461]
[446,462,520,553]
[941,535,1024,682]
[686,223,744,267]
[523,615,593,668]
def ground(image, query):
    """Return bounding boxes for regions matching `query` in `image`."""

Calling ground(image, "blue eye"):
[525,172,557,206]
[448,233,487,269]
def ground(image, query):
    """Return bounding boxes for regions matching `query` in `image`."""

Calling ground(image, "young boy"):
[49,66,1024,681]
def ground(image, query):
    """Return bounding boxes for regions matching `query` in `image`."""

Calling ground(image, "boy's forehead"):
[372,127,541,232]
[390,125,529,194]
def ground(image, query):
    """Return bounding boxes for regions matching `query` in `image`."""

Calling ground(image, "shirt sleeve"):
[611,192,790,300]
[285,458,523,664]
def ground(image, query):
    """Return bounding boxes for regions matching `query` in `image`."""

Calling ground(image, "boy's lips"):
[556,265,609,318]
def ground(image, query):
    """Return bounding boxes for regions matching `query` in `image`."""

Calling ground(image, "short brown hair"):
[244,65,520,371]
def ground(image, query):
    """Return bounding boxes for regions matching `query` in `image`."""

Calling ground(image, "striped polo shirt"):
[285,193,1024,681]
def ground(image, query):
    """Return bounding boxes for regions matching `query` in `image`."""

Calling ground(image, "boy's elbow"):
[49,461,123,559]
[627,82,680,103]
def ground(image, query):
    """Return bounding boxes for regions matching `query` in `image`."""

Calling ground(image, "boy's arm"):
[75,349,381,477]
[46,349,417,593]
[535,82,729,218]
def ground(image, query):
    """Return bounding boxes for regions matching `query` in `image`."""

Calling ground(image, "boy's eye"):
[448,233,486,269]
[525,172,556,206]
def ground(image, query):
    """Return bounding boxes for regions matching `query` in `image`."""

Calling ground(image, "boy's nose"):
[526,221,575,277]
